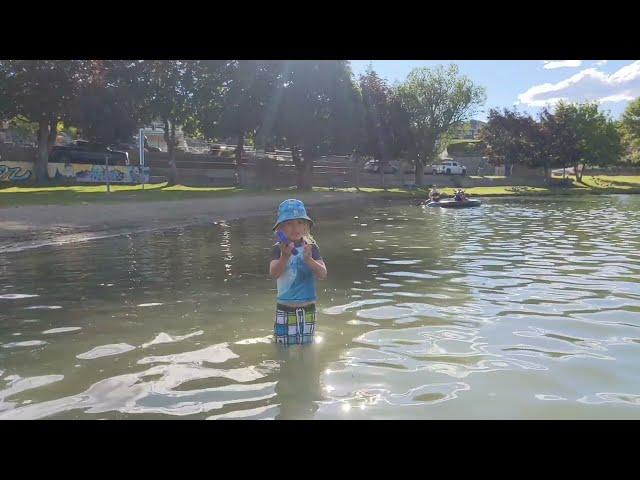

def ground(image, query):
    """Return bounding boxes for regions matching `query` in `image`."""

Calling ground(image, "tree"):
[0,60,82,183]
[273,61,361,191]
[358,66,397,188]
[3,116,39,145]
[620,97,640,163]
[208,61,282,164]
[525,110,558,179]
[479,108,542,176]
[544,102,622,182]
[69,60,145,146]
[395,64,486,185]
[137,60,203,185]
[0,69,9,123]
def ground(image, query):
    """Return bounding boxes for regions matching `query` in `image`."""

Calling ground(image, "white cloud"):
[594,60,608,66]
[543,60,582,70]
[518,61,640,107]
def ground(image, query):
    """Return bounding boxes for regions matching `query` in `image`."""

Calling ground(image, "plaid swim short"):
[274,303,316,345]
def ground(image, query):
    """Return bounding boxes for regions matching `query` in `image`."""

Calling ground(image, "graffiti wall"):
[0,161,33,182]
[0,161,149,184]
[47,162,150,184]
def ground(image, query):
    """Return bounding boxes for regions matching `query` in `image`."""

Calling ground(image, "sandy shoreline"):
[0,191,371,253]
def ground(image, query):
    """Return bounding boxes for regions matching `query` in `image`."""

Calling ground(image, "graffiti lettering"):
[2,161,149,184]
[0,164,33,182]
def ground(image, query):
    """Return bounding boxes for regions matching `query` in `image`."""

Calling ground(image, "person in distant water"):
[454,189,467,201]
[269,199,327,345]
[429,187,441,202]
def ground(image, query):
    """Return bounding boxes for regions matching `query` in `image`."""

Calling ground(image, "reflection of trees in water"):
[19,243,99,301]
[159,228,199,299]
[122,218,275,307]
[153,219,269,299]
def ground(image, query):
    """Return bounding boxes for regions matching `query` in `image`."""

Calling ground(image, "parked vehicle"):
[110,140,138,152]
[363,160,398,174]
[49,140,129,165]
[113,137,161,153]
[432,160,466,175]
[426,198,481,208]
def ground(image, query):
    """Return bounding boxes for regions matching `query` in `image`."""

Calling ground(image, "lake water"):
[1,194,639,419]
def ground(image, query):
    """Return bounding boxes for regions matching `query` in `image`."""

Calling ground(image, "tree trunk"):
[352,154,360,191]
[164,119,178,186]
[291,145,301,179]
[235,132,245,166]
[414,161,424,186]
[297,147,313,191]
[235,132,245,187]
[379,159,386,190]
[543,164,550,184]
[574,163,584,183]
[35,119,50,184]
[47,118,58,149]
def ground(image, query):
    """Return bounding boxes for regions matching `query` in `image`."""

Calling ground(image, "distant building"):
[453,120,487,139]
[139,121,186,152]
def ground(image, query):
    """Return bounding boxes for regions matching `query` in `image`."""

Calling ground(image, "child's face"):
[280,219,307,241]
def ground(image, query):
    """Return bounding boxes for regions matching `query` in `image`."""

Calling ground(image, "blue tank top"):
[271,241,322,303]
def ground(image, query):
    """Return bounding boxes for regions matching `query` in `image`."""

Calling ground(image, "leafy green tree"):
[395,64,486,184]
[479,108,540,176]
[357,66,420,188]
[208,61,283,164]
[0,60,82,182]
[137,60,203,185]
[543,102,622,182]
[69,60,145,145]
[620,97,640,163]
[273,61,361,191]
[3,116,39,145]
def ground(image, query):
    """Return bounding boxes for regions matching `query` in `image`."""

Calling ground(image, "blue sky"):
[350,60,640,122]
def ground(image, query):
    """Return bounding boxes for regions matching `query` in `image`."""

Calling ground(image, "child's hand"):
[302,242,312,260]
[280,242,294,259]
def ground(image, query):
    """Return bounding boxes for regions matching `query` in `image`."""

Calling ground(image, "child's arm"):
[306,259,327,280]
[303,244,327,280]
[269,243,294,279]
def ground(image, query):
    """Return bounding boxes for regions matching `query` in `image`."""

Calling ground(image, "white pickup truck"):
[432,160,466,175]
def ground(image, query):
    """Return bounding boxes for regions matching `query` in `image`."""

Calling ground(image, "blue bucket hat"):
[272,199,314,231]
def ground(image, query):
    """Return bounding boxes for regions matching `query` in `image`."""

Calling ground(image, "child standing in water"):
[270,199,327,345]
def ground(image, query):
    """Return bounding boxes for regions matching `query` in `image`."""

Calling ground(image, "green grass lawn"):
[325,176,640,198]
[0,183,259,206]
[449,176,640,197]
[0,182,434,207]
[2,176,640,207]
